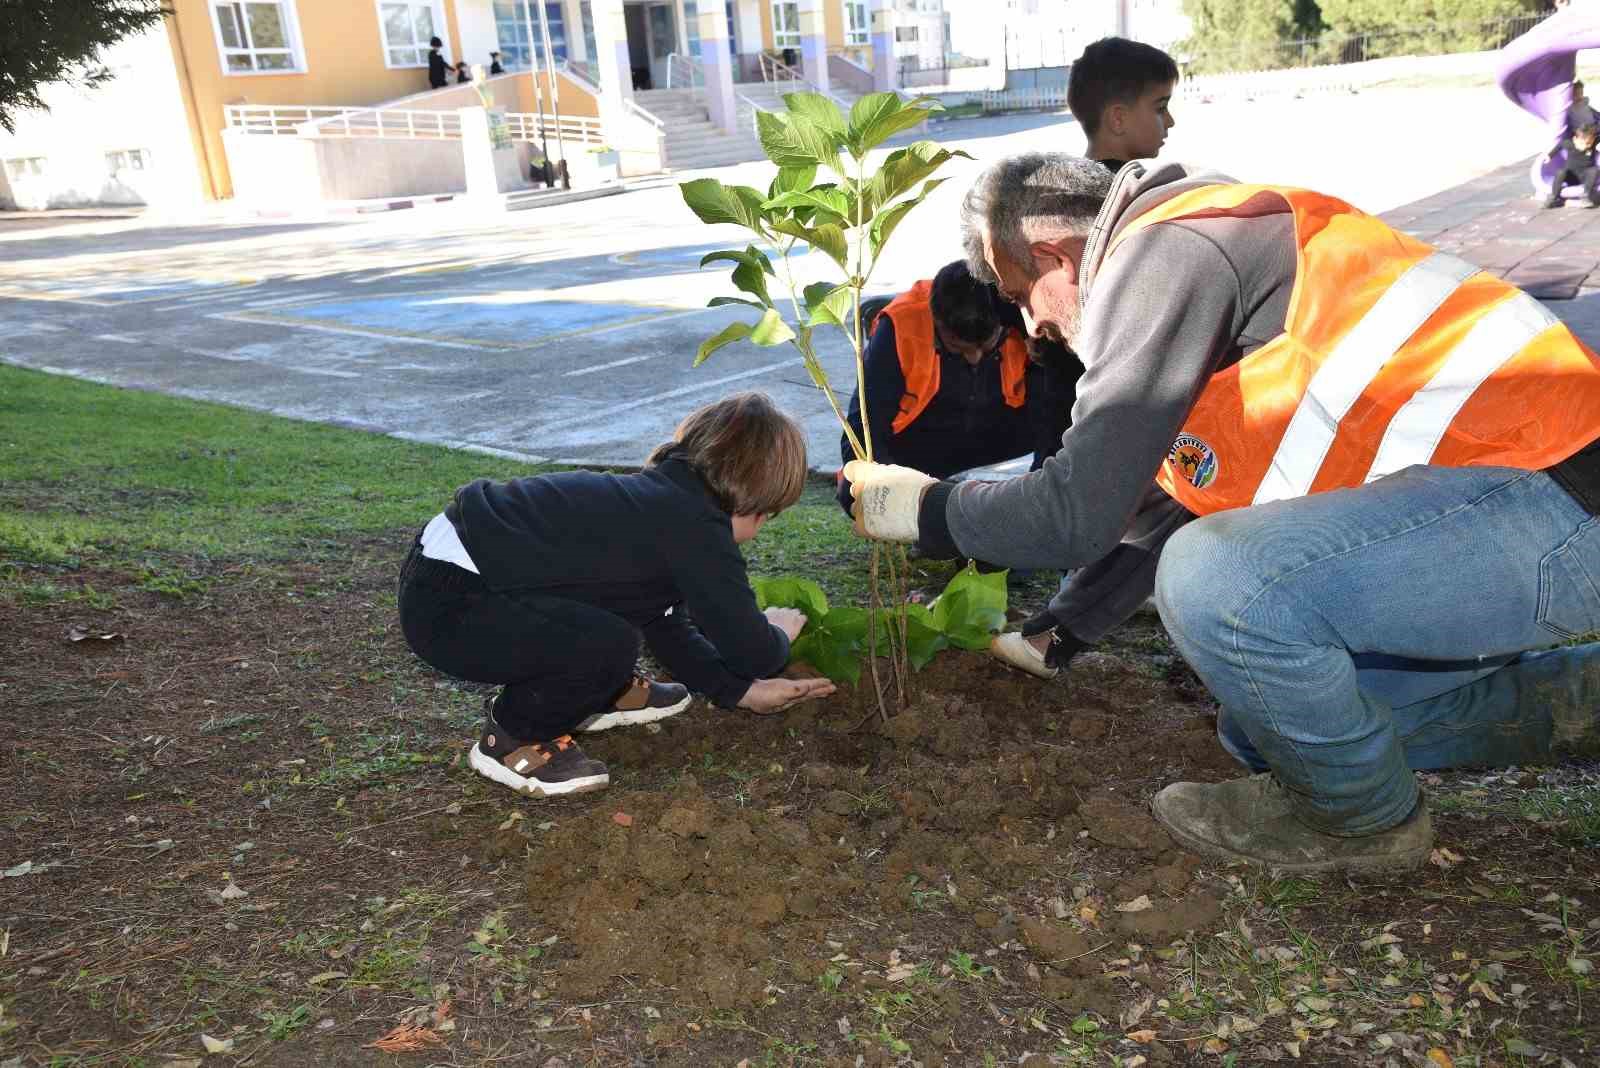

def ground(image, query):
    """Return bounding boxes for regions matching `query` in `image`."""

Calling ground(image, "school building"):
[0,0,970,210]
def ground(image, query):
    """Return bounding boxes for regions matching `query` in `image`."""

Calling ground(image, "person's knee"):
[1154,514,1251,635]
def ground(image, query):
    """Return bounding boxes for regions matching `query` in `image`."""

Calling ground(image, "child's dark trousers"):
[398,542,638,742]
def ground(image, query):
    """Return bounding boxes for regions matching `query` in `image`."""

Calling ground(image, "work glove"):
[842,460,936,543]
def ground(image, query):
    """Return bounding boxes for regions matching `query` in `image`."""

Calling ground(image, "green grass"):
[0,364,553,566]
[0,364,883,600]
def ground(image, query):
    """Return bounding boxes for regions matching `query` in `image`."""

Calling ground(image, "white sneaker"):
[989,631,1059,679]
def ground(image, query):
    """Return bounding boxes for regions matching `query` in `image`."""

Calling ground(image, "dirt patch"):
[2,538,1598,1066]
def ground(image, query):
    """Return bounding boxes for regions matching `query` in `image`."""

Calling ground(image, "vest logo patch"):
[1169,434,1218,489]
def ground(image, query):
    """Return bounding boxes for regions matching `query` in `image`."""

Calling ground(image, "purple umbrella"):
[1496,7,1600,194]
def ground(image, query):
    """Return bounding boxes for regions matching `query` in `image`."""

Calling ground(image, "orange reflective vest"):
[880,279,1030,434]
[1106,185,1600,515]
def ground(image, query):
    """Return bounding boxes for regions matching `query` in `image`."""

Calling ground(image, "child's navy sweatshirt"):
[443,449,789,707]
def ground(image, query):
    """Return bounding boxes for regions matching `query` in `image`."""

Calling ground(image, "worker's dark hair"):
[430,36,443,48]
[929,260,1004,345]
[1067,37,1180,138]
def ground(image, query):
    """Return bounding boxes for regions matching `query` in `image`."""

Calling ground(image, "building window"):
[105,149,151,174]
[377,1,443,67]
[580,0,598,63]
[493,1,568,68]
[210,1,303,73]
[894,25,918,42]
[845,0,868,45]
[771,0,799,48]
[5,157,45,180]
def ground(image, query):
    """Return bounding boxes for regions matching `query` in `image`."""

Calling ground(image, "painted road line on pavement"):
[94,333,141,344]
[213,312,509,351]
[240,290,345,309]
[518,358,799,436]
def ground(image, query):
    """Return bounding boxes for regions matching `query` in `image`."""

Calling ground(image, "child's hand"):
[738,676,836,714]
[764,606,808,641]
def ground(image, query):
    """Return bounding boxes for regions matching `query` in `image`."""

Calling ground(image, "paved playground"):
[5,80,1600,471]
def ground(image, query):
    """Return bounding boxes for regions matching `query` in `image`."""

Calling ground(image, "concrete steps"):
[633,84,865,172]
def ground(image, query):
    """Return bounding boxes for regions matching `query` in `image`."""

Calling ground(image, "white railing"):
[758,52,851,109]
[562,58,602,91]
[225,105,369,135]
[504,111,606,146]
[622,97,666,131]
[227,104,464,139]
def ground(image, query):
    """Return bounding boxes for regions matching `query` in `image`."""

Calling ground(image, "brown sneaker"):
[575,674,691,732]
[470,721,609,797]
[1151,773,1433,874]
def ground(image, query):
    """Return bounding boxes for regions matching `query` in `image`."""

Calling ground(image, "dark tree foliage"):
[0,1,169,133]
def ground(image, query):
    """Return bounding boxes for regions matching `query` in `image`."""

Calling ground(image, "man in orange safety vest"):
[845,152,1600,874]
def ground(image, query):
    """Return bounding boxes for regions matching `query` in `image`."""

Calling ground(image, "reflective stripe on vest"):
[880,279,1029,434]
[1102,184,1600,515]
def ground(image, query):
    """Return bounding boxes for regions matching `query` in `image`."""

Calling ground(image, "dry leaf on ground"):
[364,1024,445,1051]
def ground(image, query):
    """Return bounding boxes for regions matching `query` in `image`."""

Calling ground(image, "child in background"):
[398,393,835,797]
[1066,37,1179,172]
[1546,121,1600,208]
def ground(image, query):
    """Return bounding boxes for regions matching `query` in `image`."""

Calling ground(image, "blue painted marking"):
[280,293,675,344]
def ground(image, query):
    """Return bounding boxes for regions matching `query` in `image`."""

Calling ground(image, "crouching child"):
[398,392,836,798]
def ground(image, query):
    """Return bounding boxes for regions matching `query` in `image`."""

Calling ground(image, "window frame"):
[105,149,152,174]
[845,0,868,45]
[374,0,451,70]
[208,1,307,76]
[5,157,46,181]
[770,0,800,48]
[491,0,568,70]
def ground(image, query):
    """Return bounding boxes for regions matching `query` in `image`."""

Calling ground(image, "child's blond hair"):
[648,392,807,516]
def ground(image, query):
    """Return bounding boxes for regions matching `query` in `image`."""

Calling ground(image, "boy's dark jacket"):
[444,449,789,707]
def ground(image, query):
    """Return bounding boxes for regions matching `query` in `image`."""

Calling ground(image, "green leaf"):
[769,217,848,270]
[806,283,857,328]
[930,563,1008,650]
[791,630,861,687]
[872,603,947,670]
[694,319,753,366]
[869,179,946,259]
[756,109,841,171]
[707,296,764,309]
[769,164,818,199]
[787,606,870,687]
[763,187,850,225]
[749,306,796,347]
[699,246,776,308]
[862,141,970,217]
[680,178,769,234]
[752,576,829,620]
[784,91,847,139]
[845,93,941,157]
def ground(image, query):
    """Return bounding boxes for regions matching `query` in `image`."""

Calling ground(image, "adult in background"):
[427,36,450,89]
[834,260,1078,520]
[846,152,1600,873]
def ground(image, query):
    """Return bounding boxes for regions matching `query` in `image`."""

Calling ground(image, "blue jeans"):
[1154,466,1600,836]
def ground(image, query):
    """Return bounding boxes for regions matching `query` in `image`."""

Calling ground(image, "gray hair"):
[961,152,1114,284]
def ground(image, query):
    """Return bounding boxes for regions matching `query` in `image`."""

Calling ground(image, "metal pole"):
[522,0,554,185]
[535,0,571,188]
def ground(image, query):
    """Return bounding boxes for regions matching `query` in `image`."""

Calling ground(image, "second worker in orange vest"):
[834,260,1080,517]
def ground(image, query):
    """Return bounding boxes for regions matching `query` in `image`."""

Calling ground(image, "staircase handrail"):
[758,51,851,110]
[622,96,666,130]
[556,58,602,95]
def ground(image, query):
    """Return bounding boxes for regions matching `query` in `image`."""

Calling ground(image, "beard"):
[1039,297,1081,347]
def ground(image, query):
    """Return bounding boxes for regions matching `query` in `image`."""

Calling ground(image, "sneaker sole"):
[469,743,609,797]
[988,634,1059,680]
[574,692,692,732]
[1151,795,1431,875]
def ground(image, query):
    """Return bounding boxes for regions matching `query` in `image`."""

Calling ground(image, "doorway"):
[622,0,680,90]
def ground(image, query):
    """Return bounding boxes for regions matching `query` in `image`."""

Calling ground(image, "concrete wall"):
[0,26,206,210]
[166,0,469,198]
[224,128,470,205]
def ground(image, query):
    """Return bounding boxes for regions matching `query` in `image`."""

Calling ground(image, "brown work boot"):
[575,673,691,732]
[1151,773,1433,874]
[470,720,609,798]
